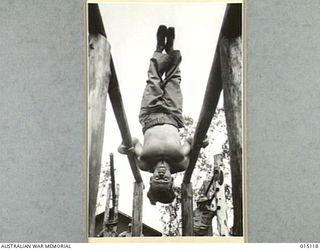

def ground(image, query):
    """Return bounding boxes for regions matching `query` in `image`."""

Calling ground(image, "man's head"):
[147,161,175,205]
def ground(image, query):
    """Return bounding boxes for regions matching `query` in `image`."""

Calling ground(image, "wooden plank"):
[108,58,143,184]
[88,31,111,237]
[219,30,242,236]
[131,182,143,236]
[181,182,194,236]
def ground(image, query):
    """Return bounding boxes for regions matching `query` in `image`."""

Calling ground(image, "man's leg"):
[138,52,172,126]
[162,51,184,128]
[139,25,184,128]
[162,27,184,127]
[139,25,171,126]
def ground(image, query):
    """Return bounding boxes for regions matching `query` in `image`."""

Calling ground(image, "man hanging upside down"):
[118,25,208,205]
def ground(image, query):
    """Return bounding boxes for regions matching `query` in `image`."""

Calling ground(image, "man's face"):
[152,161,172,183]
[148,161,175,204]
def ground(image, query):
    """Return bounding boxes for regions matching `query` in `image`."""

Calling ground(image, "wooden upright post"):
[102,184,112,237]
[102,154,119,237]
[109,153,116,218]
[219,3,243,236]
[182,45,222,184]
[181,183,194,236]
[113,184,120,229]
[88,4,111,237]
[131,182,143,236]
[102,184,120,237]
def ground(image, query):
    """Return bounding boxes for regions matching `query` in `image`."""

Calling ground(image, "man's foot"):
[156,25,167,52]
[165,27,175,53]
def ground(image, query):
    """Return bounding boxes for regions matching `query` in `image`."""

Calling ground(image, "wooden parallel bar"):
[182,41,222,184]
[181,3,242,236]
[108,58,143,184]
[183,3,241,184]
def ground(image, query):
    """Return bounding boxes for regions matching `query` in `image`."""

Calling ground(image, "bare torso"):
[138,124,189,174]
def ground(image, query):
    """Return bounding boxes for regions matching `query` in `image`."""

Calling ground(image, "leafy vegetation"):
[159,108,232,236]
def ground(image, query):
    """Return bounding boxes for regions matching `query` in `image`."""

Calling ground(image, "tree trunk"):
[219,36,243,236]
[88,33,111,237]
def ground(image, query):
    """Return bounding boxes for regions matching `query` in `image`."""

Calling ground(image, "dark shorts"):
[142,113,179,134]
[139,51,184,133]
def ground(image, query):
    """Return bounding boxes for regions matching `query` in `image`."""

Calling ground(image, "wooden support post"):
[181,182,194,236]
[102,183,112,237]
[132,182,143,236]
[108,58,143,184]
[214,154,229,236]
[88,4,111,237]
[104,184,119,237]
[109,153,116,218]
[219,3,243,236]
[102,155,119,237]
[113,184,120,227]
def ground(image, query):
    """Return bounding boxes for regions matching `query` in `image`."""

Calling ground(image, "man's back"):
[139,124,188,174]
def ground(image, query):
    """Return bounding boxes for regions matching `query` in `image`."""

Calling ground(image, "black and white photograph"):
[87,1,244,240]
